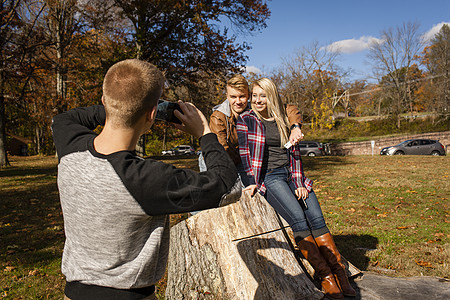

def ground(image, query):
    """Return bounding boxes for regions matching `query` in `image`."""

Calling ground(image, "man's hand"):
[295,187,309,200]
[289,125,304,145]
[173,101,211,138]
[243,184,258,196]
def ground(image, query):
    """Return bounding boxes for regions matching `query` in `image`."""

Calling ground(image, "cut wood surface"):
[166,191,361,299]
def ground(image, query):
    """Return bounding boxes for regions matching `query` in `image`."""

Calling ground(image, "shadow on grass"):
[0,164,57,178]
[333,234,379,272]
[301,156,355,173]
[0,180,64,269]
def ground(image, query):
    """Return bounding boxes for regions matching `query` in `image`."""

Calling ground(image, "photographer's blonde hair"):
[251,78,290,146]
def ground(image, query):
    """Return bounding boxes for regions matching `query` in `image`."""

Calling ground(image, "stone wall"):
[328,131,450,156]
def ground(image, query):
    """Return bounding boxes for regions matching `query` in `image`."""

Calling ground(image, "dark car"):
[161,145,195,156]
[298,141,324,156]
[380,139,445,156]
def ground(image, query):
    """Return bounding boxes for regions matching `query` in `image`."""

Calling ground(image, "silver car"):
[298,141,324,156]
[380,139,445,156]
[161,145,195,156]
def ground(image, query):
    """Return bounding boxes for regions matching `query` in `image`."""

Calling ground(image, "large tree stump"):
[165,191,361,299]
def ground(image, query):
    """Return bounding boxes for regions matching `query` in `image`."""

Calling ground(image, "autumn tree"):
[2,0,270,160]
[405,64,425,113]
[83,0,270,101]
[421,24,450,113]
[0,0,86,157]
[25,27,129,154]
[0,0,48,166]
[343,80,368,117]
[3,1,131,156]
[17,0,95,155]
[84,0,270,155]
[0,0,19,166]
[367,21,423,128]
[280,41,344,129]
[38,0,86,114]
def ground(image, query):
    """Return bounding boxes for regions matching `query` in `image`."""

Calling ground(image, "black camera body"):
[155,100,182,124]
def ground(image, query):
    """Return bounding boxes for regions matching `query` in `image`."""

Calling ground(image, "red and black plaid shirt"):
[236,110,313,195]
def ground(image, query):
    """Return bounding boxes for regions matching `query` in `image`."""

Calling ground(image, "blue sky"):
[236,0,449,82]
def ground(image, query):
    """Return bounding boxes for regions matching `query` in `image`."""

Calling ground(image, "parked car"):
[161,145,195,156]
[380,139,445,156]
[298,141,324,156]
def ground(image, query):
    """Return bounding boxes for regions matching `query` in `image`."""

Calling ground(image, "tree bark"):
[0,71,9,167]
[162,125,167,151]
[136,134,146,157]
[166,192,361,299]
[0,96,9,167]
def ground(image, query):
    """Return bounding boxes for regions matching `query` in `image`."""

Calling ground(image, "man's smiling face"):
[227,86,249,118]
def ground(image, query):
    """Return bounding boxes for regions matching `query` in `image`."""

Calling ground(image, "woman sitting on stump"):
[236,78,356,299]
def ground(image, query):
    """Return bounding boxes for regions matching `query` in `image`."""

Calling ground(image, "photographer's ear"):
[150,105,157,121]
[145,105,158,129]
[141,106,157,134]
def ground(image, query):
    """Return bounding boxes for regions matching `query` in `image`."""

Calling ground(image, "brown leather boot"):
[315,233,357,297]
[297,235,344,299]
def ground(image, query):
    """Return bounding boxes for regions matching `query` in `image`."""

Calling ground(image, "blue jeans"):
[263,166,327,233]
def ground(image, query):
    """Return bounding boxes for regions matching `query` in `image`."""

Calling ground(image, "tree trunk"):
[35,125,42,155]
[166,192,361,299]
[162,125,167,150]
[136,134,146,157]
[55,16,63,113]
[0,97,9,167]
[377,97,382,116]
[0,71,10,167]
[0,2,8,167]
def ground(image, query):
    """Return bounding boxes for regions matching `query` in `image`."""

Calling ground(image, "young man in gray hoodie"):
[52,59,237,299]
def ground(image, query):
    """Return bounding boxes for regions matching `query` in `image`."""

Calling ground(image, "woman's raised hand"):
[289,126,304,145]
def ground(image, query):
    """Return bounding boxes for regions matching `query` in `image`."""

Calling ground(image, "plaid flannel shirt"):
[236,110,313,196]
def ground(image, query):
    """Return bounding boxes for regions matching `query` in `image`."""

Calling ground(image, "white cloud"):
[325,36,384,54]
[422,22,450,42]
[243,65,261,74]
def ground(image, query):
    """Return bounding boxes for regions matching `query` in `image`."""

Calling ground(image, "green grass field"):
[1,155,448,299]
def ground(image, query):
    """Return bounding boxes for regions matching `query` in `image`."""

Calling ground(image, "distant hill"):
[303,114,449,143]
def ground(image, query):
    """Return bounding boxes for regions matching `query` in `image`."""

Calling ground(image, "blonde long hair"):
[251,78,290,146]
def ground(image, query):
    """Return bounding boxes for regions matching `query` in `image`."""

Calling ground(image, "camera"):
[155,100,182,124]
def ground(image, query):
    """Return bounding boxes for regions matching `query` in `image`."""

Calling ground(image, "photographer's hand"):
[173,101,211,138]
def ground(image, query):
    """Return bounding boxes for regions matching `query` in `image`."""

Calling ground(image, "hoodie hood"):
[212,99,250,117]
[212,99,232,117]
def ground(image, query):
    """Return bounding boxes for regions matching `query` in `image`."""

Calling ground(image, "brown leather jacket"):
[209,100,302,166]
